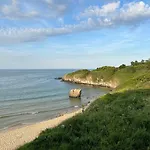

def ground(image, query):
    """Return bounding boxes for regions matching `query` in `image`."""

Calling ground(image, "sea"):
[0,69,109,131]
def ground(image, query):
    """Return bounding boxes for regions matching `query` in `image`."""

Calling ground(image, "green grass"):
[117,73,150,91]
[66,69,90,79]
[64,60,150,86]
[18,89,150,150]
[18,59,150,150]
[91,66,117,82]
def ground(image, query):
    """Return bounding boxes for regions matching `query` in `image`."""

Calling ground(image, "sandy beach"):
[0,109,82,150]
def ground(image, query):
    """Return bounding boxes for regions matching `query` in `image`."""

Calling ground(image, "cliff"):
[62,72,118,88]
[62,61,150,90]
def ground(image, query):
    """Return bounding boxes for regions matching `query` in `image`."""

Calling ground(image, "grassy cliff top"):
[19,59,150,150]
[64,59,150,89]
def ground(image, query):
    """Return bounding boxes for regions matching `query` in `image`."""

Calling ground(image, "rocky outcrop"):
[54,77,62,80]
[62,75,118,89]
[69,89,82,98]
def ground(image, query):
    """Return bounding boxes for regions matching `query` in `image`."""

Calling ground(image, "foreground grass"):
[19,89,150,150]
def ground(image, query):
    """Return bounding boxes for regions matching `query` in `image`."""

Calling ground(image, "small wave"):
[17,111,39,116]
[74,105,79,108]
[0,112,39,119]
[15,112,39,116]
[3,126,9,130]
[0,106,75,120]
[30,112,39,115]
[0,115,10,119]
[0,91,67,103]
[0,95,53,103]
[0,126,9,131]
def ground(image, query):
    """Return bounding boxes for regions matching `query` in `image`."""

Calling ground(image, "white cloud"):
[0,27,72,44]
[0,0,69,19]
[77,1,150,27]
[0,19,108,44]
[43,0,68,17]
[0,1,150,44]
[118,1,150,23]
[0,0,39,19]
[78,1,150,24]
[78,1,120,19]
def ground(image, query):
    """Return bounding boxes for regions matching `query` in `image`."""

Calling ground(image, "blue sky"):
[0,0,150,69]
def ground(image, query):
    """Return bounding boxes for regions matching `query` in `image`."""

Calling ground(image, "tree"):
[131,61,134,66]
[134,60,138,65]
[141,60,145,63]
[131,60,139,66]
[119,64,126,69]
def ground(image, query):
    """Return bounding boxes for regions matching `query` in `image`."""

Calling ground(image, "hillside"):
[62,60,150,89]
[18,59,150,150]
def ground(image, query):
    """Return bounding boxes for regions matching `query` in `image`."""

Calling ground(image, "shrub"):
[119,64,126,69]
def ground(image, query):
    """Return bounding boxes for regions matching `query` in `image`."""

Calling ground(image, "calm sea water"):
[0,69,108,131]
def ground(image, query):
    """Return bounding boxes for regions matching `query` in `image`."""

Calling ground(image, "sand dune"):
[0,109,82,150]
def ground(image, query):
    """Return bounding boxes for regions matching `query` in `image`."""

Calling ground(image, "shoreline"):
[0,87,108,150]
[0,108,83,150]
[0,106,80,133]
[61,78,116,89]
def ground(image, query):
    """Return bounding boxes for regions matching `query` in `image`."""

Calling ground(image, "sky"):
[0,0,150,69]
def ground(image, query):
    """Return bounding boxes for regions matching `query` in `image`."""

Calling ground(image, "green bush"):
[119,64,126,69]
[66,69,90,79]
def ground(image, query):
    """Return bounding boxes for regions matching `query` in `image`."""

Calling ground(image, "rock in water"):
[69,89,82,98]
[54,77,62,80]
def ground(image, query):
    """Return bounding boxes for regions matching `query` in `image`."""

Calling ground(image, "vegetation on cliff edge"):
[64,59,150,89]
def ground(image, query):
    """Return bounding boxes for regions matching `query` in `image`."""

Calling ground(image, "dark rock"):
[54,77,62,80]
